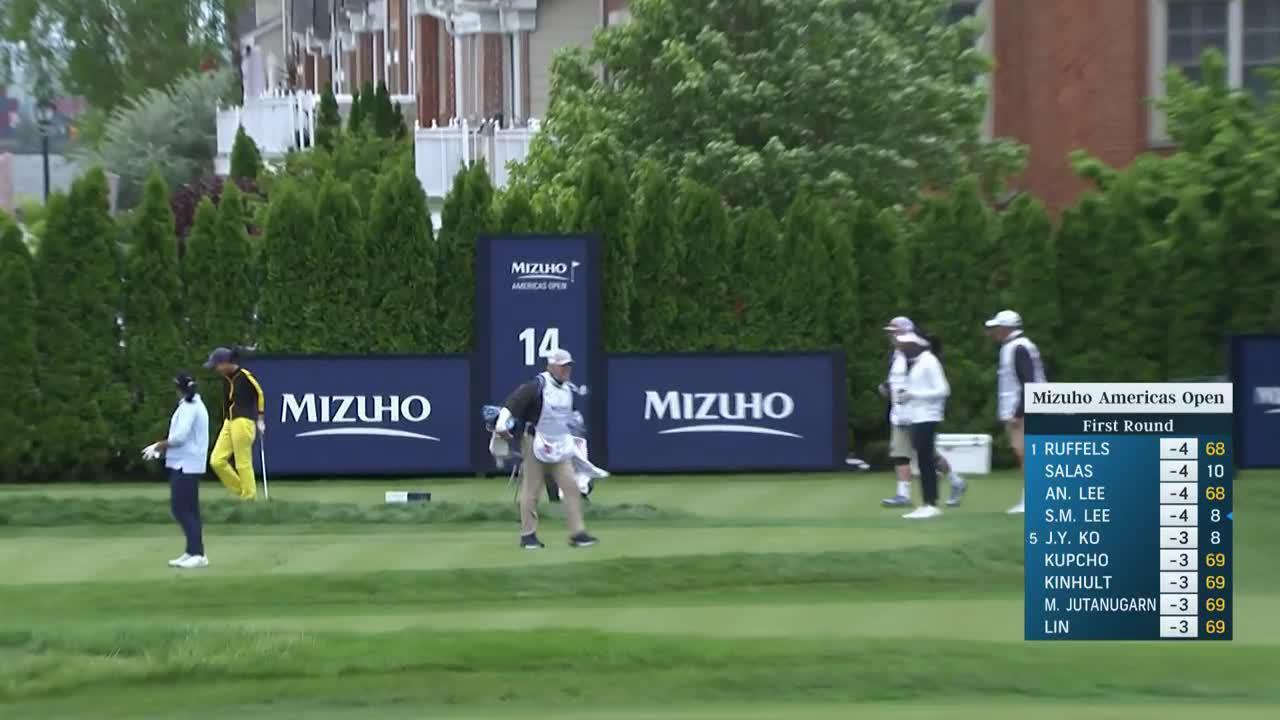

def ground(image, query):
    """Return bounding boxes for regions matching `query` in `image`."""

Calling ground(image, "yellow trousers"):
[211,417,257,499]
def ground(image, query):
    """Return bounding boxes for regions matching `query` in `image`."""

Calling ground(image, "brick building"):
[235,1,1279,209]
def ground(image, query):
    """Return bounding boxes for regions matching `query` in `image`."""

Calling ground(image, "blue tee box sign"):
[1231,335,1280,468]
[246,355,472,476]
[605,353,847,473]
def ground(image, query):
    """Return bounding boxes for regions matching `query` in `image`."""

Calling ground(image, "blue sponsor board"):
[475,234,604,468]
[605,353,846,473]
[1232,335,1280,468]
[245,355,472,476]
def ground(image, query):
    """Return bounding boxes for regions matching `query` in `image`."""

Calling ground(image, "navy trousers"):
[169,469,204,556]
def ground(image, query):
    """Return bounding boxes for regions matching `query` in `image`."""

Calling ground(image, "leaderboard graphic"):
[1024,383,1234,641]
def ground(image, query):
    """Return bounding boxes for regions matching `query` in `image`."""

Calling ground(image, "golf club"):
[259,434,270,500]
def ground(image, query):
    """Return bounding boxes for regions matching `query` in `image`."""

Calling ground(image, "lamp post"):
[35,98,55,201]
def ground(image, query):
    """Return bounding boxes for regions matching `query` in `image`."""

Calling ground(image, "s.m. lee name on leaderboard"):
[1024,383,1234,641]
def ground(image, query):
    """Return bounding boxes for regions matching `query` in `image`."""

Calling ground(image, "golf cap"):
[984,310,1023,329]
[174,372,197,392]
[202,346,236,369]
[547,349,574,366]
[883,316,915,333]
[895,332,930,348]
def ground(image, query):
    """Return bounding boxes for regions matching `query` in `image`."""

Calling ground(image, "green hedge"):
[5,53,1280,480]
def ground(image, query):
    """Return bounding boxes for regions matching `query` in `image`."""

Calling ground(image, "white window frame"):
[1148,0,1262,145]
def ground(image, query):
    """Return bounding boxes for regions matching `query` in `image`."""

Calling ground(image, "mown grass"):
[0,495,690,527]
[4,625,1279,707]
[0,536,1024,622]
[1,471,1276,719]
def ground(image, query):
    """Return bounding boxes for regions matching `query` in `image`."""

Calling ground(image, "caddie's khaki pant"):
[520,435,585,537]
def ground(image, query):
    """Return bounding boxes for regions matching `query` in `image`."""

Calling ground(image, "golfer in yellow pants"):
[204,347,265,500]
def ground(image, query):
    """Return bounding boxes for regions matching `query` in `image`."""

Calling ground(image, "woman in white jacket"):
[894,332,950,519]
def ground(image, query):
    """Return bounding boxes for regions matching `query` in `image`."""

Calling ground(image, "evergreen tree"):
[494,183,539,234]
[184,198,221,352]
[347,86,365,134]
[392,101,408,140]
[1163,188,1224,379]
[671,179,732,350]
[368,162,437,352]
[1053,195,1115,381]
[0,213,39,480]
[732,206,783,351]
[123,171,185,459]
[907,180,995,428]
[258,180,318,351]
[212,181,257,349]
[571,154,634,350]
[34,170,122,477]
[1001,195,1057,345]
[181,196,224,440]
[827,212,860,449]
[229,126,262,180]
[316,85,342,151]
[310,176,368,351]
[1098,173,1163,382]
[373,81,396,138]
[436,162,493,352]
[846,202,901,439]
[628,161,682,351]
[779,190,833,350]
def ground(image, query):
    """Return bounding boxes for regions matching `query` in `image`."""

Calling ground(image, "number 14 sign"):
[474,234,604,468]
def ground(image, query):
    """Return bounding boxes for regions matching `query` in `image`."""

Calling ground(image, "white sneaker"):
[176,555,209,569]
[903,505,943,520]
[1007,501,1026,514]
[168,553,191,567]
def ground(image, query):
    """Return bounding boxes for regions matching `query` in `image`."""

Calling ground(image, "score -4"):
[519,327,561,366]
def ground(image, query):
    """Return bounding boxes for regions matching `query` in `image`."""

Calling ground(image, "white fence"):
[414,119,539,198]
[216,92,537,198]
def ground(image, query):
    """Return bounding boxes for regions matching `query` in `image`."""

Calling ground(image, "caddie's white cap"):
[883,316,915,333]
[547,348,574,366]
[985,309,1023,328]
[895,332,930,347]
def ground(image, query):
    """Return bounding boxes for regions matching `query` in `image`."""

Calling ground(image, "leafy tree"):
[436,162,493,352]
[627,161,682,351]
[571,154,634,350]
[316,85,342,151]
[310,177,367,351]
[258,180,317,352]
[513,0,1023,215]
[368,162,437,352]
[82,68,234,208]
[228,126,262,181]
[123,171,185,458]
[0,0,234,116]
[0,213,39,480]
[33,171,123,477]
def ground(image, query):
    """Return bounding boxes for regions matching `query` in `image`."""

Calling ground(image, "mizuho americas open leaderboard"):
[1024,383,1234,641]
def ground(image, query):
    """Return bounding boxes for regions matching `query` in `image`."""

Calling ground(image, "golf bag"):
[481,405,608,503]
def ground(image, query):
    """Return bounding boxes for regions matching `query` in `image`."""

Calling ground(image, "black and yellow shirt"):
[223,368,265,421]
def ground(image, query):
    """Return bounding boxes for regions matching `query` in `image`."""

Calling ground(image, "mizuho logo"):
[280,394,440,441]
[1255,386,1280,414]
[643,391,801,438]
[511,260,579,282]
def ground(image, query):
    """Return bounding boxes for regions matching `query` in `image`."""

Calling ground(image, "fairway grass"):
[2,471,1277,718]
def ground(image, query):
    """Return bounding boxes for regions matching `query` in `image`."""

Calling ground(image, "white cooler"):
[910,433,993,475]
